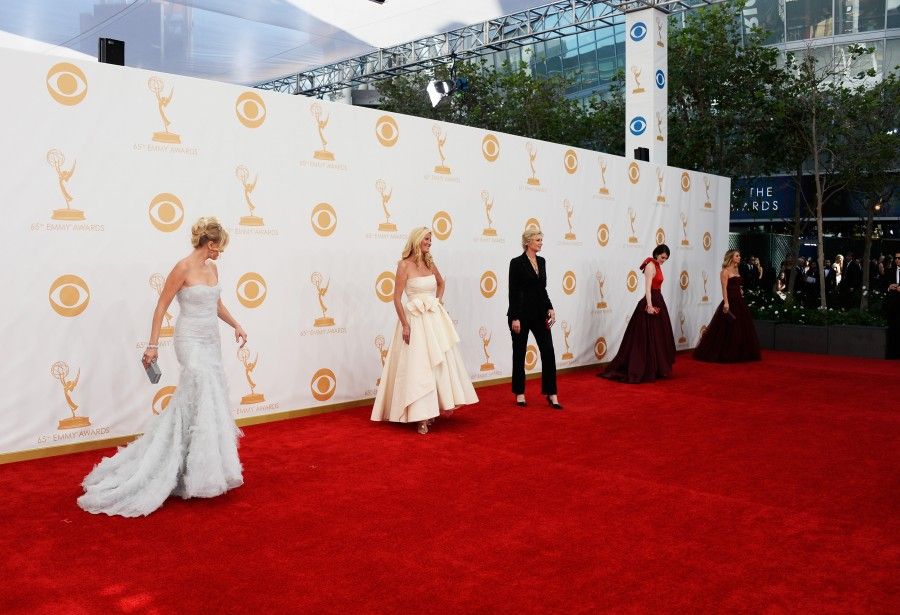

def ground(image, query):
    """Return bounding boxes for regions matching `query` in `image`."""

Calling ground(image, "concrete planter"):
[754,319,775,350]
[774,324,828,354]
[827,325,887,359]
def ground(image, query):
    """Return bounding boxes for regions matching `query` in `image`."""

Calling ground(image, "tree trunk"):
[861,203,874,310]
[786,164,805,305]
[809,88,828,310]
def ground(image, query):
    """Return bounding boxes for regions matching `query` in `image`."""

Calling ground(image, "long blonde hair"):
[722,249,739,269]
[400,226,435,269]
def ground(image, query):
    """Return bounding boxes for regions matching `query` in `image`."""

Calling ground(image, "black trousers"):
[887,292,900,359]
[509,315,557,395]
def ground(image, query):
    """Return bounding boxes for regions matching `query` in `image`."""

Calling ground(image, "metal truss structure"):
[254,0,724,98]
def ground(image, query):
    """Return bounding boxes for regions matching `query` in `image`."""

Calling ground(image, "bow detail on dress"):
[406,296,441,316]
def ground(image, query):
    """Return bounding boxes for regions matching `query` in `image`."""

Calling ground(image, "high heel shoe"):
[515,395,526,407]
[546,395,563,410]
[418,421,429,434]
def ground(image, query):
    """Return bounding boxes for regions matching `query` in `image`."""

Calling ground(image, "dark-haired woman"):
[600,244,676,383]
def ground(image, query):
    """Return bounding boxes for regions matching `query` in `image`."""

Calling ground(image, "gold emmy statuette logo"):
[432,211,452,241]
[478,326,495,371]
[375,115,399,147]
[627,161,640,185]
[238,347,265,404]
[626,270,639,293]
[524,344,538,371]
[432,125,451,174]
[700,324,708,338]
[562,271,576,296]
[375,271,395,303]
[678,313,687,344]
[374,335,389,385]
[152,385,176,415]
[564,149,578,174]
[702,231,712,251]
[525,142,540,186]
[681,171,691,192]
[149,274,174,337]
[148,192,185,232]
[595,271,607,309]
[375,179,396,232]
[679,270,690,290]
[704,176,713,208]
[560,321,574,360]
[236,165,264,226]
[481,190,496,237]
[594,337,607,361]
[51,361,90,429]
[311,202,337,237]
[46,149,84,221]
[482,133,500,162]
[311,103,334,160]
[236,272,267,308]
[524,217,541,233]
[631,66,645,94]
[627,207,638,244]
[311,272,335,327]
[310,368,336,402]
[148,76,181,144]
[680,212,690,246]
[656,168,666,203]
[563,199,576,241]
[702,271,709,302]
[235,91,267,128]
[597,223,610,247]
[655,227,666,246]
[656,112,664,142]
[46,62,88,106]
[657,18,665,47]
[49,274,90,317]
[480,271,498,299]
[598,156,611,195]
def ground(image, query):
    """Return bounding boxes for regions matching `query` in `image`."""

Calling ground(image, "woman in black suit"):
[508,229,562,409]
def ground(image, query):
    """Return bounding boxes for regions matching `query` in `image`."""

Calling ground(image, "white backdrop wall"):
[0,47,729,458]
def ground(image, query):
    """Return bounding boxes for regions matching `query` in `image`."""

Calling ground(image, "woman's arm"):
[433,263,445,303]
[720,269,730,312]
[393,260,411,344]
[508,258,524,331]
[643,262,657,314]
[142,262,186,366]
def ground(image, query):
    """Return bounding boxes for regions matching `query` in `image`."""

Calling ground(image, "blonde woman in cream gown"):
[371,226,478,434]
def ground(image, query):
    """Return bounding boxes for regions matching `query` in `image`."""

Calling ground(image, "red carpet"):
[1,351,898,614]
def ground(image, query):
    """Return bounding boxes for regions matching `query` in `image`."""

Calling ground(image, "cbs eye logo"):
[310,368,336,402]
[562,271,577,295]
[563,149,578,174]
[46,63,88,106]
[375,271,395,302]
[480,271,498,298]
[148,193,185,232]
[627,162,640,184]
[152,386,177,415]
[375,115,399,147]
[432,211,452,241]
[630,22,647,42]
[481,134,500,162]
[681,172,691,192]
[235,92,267,129]
[236,272,267,308]
[524,344,538,371]
[49,274,90,317]
[703,232,712,251]
[655,228,666,246]
[680,270,690,290]
[629,116,647,136]
[656,70,666,89]
[310,203,337,237]
[594,337,607,361]
[597,224,610,247]
[626,270,639,293]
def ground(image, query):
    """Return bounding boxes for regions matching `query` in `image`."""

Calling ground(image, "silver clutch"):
[144,360,162,384]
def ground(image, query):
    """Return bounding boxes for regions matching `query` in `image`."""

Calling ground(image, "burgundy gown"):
[693,275,761,362]
[602,257,676,383]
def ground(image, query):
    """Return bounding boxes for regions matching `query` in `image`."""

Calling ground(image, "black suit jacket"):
[507,253,553,321]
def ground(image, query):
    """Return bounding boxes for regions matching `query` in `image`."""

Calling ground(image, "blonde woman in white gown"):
[371,226,478,434]
[77,217,247,517]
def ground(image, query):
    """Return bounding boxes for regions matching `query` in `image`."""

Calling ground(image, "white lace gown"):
[371,274,478,423]
[77,284,243,517]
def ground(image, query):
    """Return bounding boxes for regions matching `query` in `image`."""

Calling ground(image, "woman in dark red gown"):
[601,244,676,383]
[694,250,762,362]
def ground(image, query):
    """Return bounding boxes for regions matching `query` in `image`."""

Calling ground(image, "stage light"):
[425,77,468,107]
